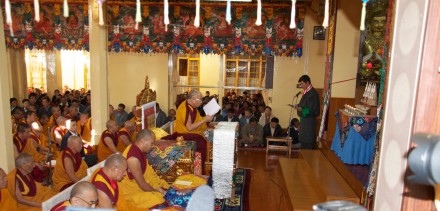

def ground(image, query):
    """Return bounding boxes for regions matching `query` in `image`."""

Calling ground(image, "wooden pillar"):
[0,10,15,172]
[88,0,109,145]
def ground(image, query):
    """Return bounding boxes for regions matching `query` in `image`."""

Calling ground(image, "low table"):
[147,140,197,183]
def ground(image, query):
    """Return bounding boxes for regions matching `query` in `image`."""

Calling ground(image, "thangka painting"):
[2,1,305,57]
[2,1,89,51]
[108,2,305,56]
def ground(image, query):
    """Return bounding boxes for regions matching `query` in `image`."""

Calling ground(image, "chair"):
[265,137,292,168]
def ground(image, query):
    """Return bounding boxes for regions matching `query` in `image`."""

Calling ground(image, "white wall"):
[108,53,169,112]
[331,0,361,98]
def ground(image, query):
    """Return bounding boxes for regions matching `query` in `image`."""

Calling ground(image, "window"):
[25,49,47,91]
[61,50,90,90]
[177,54,200,93]
[25,50,90,92]
[225,55,266,95]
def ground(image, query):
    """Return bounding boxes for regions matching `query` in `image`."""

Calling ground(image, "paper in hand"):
[203,98,221,116]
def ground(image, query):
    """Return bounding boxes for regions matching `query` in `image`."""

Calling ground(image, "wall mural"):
[2,1,305,57]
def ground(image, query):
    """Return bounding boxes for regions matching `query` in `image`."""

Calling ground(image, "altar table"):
[147,140,199,183]
[331,110,377,165]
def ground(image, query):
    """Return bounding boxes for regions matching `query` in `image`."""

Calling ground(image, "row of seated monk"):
[1,127,208,210]
[1,89,259,209]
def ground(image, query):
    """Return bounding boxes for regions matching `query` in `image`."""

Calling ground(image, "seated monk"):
[52,116,68,148]
[117,121,136,152]
[52,136,88,192]
[47,106,62,130]
[77,112,92,144]
[173,90,214,172]
[24,111,48,159]
[0,168,18,210]
[7,153,55,210]
[97,120,120,162]
[50,181,99,210]
[89,154,142,210]
[119,129,170,209]
[13,123,49,183]
[11,107,24,134]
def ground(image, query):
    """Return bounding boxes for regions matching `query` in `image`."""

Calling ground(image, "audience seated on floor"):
[97,120,120,162]
[13,123,49,183]
[222,108,239,123]
[289,118,300,147]
[89,154,141,210]
[117,121,136,152]
[240,117,264,147]
[239,108,253,132]
[77,112,93,150]
[119,129,170,209]
[50,181,99,211]
[259,106,274,127]
[0,168,18,211]
[52,116,68,148]
[263,117,284,147]
[7,153,55,210]
[52,136,88,192]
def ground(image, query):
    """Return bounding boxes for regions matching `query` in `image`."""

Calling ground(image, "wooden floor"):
[237,149,300,211]
[237,148,361,211]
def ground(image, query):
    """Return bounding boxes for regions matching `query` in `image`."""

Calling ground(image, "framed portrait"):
[313,26,326,40]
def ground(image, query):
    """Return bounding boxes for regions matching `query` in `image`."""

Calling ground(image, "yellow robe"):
[52,148,88,192]
[89,168,143,211]
[116,128,132,153]
[77,118,92,143]
[7,169,55,211]
[175,100,207,135]
[13,134,45,163]
[0,188,18,211]
[119,145,170,209]
[97,130,118,162]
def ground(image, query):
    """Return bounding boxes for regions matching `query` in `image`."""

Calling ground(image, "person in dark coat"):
[221,108,239,122]
[263,117,283,147]
[296,75,320,149]
[289,118,300,147]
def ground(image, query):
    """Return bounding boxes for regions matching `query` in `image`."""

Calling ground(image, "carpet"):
[214,168,251,211]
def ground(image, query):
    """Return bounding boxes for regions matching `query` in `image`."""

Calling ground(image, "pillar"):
[88,0,109,145]
[0,10,15,172]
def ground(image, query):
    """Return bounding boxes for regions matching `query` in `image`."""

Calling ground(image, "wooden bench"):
[300,150,359,204]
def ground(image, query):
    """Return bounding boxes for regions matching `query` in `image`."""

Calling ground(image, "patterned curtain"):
[2,1,306,57]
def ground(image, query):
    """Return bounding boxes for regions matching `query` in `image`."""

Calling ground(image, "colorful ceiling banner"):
[2,1,305,57]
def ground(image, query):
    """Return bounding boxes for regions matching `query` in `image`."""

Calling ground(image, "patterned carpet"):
[214,168,251,211]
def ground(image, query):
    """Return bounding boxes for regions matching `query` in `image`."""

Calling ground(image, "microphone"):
[294,91,302,97]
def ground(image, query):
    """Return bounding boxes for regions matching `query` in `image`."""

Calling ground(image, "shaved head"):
[67,136,83,153]
[104,154,126,168]
[70,181,98,199]
[135,129,155,143]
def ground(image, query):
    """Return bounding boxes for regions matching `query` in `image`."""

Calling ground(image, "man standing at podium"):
[296,75,320,149]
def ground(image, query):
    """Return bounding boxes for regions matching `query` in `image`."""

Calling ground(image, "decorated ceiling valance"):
[2,1,305,57]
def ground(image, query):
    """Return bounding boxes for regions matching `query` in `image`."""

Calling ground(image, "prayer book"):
[203,98,221,116]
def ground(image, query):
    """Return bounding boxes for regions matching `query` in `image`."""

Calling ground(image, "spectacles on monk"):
[194,98,203,102]
[72,196,99,208]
